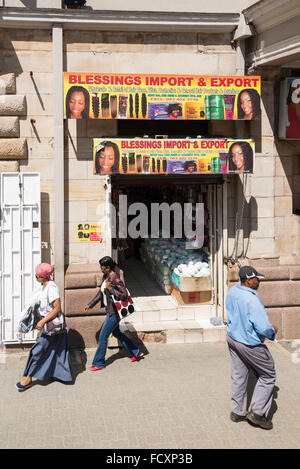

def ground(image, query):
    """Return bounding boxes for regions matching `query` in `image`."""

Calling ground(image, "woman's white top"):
[38,281,60,317]
[101,281,107,306]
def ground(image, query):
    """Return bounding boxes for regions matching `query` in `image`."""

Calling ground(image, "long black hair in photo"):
[94,141,120,174]
[237,88,261,120]
[228,141,253,173]
[65,85,90,119]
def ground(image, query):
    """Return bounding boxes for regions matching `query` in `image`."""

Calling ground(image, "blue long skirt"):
[23,331,72,382]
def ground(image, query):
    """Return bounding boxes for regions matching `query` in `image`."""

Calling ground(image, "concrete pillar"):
[52,24,65,309]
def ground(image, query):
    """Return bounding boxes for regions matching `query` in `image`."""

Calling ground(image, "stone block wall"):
[63,29,236,264]
[228,264,300,339]
[1,28,238,265]
[64,263,105,348]
[0,29,55,262]
[0,70,27,170]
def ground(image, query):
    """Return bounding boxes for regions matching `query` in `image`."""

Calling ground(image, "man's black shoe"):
[247,410,273,430]
[230,412,247,423]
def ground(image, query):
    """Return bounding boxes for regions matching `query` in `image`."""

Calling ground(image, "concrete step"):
[119,319,226,344]
[129,295,217,323]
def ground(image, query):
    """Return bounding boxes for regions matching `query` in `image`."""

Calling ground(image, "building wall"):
[63,29,236,263]
[1,28,237,265]
[1,0,257,13]
[1,23,299,267]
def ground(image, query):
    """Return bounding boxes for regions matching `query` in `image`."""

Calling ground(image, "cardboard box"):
[171,285,211,305]
[171,272,212,292]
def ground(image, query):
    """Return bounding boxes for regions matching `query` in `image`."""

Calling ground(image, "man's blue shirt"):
[226,284,276,346]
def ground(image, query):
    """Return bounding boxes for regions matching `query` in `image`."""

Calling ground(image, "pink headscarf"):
[35,263,54,280]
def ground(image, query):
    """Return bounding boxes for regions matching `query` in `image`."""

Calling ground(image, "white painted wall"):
[1,0,257,12]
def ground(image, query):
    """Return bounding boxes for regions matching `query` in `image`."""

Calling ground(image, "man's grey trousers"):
[227,335,276,418]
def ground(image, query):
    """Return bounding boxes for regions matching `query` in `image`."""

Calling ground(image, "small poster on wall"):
[278,78,300,140]
[77,223,103,242]
[93,138,255,176]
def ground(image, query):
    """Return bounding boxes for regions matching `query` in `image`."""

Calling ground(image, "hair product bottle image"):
[209,95,224,120]
[223,95,236,120]
[219,153,228,173]
[205,95,210,119]
[185,102,198,119]
[92,93,99,118]
[211,155,221,173]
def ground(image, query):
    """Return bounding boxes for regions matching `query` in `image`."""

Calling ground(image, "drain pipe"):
[52,24,65,309]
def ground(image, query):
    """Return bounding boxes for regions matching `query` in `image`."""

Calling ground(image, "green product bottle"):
[212,157,221,173]
[209,95,224,120]
[205,95,210,120]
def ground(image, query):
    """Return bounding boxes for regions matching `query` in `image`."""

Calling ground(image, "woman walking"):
[16,263,72,391]
[84,256,142,371]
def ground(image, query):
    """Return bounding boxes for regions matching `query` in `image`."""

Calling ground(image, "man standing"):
[226,266,278,430]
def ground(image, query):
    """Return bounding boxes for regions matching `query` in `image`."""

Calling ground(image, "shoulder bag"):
[108,275,135,320]
[110,288,135,320]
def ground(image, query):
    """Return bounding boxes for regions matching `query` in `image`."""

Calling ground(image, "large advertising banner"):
[64,73,261,121]
[279,78,300,140]
[93,138,255,175]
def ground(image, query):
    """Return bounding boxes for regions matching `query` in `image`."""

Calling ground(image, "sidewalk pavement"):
[0,340,300,449]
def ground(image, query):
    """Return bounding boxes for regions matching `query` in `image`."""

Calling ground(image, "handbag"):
[110,288,135,320]
[43,311,66,336]
[43,288,67,336]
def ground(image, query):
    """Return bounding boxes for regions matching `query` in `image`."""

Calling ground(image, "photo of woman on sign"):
[94,141,120,175]
[237,88,261,120]
[183,161,197,174]
[167,103,182,120]
[228,141,253,173]
[65,86,90,119]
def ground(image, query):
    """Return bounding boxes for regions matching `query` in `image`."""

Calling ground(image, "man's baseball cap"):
[239,265,265,280]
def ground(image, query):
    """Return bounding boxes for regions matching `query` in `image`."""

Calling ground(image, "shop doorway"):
[109,175,224,318]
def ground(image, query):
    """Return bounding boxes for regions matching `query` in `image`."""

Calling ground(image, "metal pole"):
[52,24,65,309]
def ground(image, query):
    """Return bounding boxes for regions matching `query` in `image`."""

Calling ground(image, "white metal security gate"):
[0,173,41,344]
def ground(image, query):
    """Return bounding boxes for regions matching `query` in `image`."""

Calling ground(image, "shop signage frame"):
[93,138,255,176]
[64,73,261,121]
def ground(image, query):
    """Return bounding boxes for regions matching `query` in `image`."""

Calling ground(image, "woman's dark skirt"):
[23,331,72,382]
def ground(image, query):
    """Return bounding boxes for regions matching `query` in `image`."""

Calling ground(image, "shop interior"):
[111,175,221,308]
[111,119,224,309]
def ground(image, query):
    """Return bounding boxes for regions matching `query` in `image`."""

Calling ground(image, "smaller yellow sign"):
[77,223,103,242]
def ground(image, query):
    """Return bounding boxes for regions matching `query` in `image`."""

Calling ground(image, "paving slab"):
[0,341,300,449]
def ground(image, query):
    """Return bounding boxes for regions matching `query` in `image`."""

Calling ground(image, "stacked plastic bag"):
[173,260,210,278]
